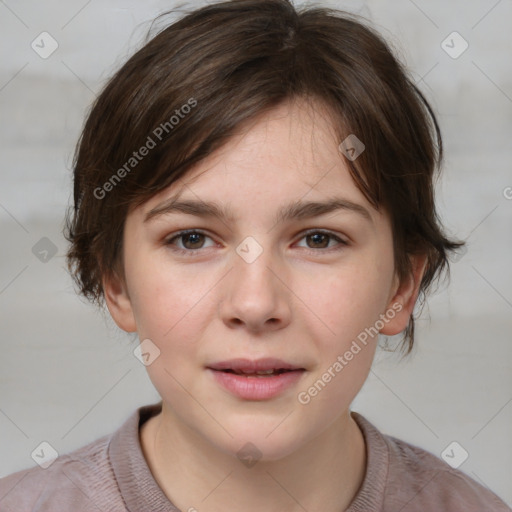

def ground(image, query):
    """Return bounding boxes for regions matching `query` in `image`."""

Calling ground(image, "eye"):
[165,230,216,255]
[296,230,348,252]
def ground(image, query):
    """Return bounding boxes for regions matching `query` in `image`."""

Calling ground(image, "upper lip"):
[207,358,305,372]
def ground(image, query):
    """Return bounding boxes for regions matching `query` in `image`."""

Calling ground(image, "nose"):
[219,244,292,333]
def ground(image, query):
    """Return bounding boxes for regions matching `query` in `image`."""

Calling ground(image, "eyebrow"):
[144,197,372,225]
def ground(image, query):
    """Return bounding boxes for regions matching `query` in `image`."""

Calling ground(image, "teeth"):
[219,368,295,376]
[234,369,276,375]
[231,369,287,375]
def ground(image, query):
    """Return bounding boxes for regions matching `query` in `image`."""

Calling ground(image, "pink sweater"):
[1,402,510,511]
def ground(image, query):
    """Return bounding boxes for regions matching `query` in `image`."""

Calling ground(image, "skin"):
[104,97,427,512]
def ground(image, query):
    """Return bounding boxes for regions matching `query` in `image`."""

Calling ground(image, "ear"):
[379,254,428,336]
[102,271,137,333]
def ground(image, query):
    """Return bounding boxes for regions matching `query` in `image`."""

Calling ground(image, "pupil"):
[186,233,202,248]
[309,233,327,248]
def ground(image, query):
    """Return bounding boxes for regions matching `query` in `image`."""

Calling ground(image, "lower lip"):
[208,369,305,400]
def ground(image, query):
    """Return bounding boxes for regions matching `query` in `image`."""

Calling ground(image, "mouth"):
[206,358,306,400]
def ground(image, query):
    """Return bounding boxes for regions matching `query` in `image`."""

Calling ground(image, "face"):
[104,98,421,461]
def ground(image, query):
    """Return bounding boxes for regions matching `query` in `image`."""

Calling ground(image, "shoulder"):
[383,432,511,511]
[0,433,126,512]
[351,412,511,512]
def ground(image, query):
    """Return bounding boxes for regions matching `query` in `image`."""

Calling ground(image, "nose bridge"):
[233,234,279,299]
[221,235,290,330]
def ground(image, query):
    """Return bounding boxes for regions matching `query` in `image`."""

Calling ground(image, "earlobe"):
[102,271,137,333]
[379,254,428,336]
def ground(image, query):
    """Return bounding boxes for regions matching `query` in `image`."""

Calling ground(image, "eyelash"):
[164,229,348,257]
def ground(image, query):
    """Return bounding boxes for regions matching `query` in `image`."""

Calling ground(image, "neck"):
[140,404,366,512]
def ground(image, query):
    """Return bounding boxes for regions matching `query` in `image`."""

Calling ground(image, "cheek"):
[295,270,384,419]
[127,251,214,341]
[299,259,393,346]
[129,268,212,398]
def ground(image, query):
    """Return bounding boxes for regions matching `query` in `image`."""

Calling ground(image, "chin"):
[215,421,312,464]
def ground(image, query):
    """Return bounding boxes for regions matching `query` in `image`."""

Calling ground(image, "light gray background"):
[1,0,511,506]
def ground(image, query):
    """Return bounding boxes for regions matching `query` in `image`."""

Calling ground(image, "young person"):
[1,1,510,510]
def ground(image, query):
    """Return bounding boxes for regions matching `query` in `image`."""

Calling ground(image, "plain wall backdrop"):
[1,0,511,506]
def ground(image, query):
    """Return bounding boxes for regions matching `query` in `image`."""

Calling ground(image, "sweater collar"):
[109,401,179,512]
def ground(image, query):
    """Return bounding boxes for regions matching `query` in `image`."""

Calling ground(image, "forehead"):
[136,99,378,225]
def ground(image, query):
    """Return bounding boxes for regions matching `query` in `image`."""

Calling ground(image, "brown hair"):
[64,0,464,355]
